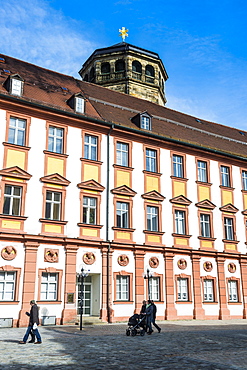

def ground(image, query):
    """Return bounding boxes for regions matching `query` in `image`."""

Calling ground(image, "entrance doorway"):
[77,276,92,316]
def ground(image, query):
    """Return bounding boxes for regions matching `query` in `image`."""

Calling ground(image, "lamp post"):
[78,267,88,331]
[143,268,153,300]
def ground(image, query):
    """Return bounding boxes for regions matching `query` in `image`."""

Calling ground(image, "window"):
[75,97,85,113]
[48,126,64,154]
[116,142,129,167]
[173,155,184,178]
[41,272,58,301]
[83,197,96,225]
[242,170,247,191]
[149,277,160,301]
[228,280,238,302]
[224,217,234,240]
[0,271,15,301]
[8,117,26,146]
[200,214,211,238]
[132,61,142,73]
[115,60,125,72]
[141,116,151,130]
[146,148,157,172]
[116,201,129,228]
[177,278,188,301]
[11,78,23,96]
[145,65,154,77]
[147,205,158,231]
[116,275,129,301]
[175,210,186,235]
[220,165,230,187]
[101,62,110,74]
[204,279,214,302]
[3,185,22,216]
[45,191,61,220]
[84,134,98,161]
[197,160,208,182]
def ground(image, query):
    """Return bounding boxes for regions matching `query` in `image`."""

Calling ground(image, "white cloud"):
[0,0,97,76]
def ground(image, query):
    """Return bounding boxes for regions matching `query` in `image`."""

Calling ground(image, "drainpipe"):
[106,124,114,323]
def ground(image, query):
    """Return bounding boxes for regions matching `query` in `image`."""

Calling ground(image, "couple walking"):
[140,299,161,335]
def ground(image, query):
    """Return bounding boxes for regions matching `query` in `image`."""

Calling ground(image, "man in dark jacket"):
[151,300,161,333]
[19,300,42,344]
[145,299,154,334]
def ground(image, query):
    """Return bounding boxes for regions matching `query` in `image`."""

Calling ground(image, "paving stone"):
[1,320,247,369]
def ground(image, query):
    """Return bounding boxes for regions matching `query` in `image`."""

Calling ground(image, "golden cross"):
[119,27,129,42]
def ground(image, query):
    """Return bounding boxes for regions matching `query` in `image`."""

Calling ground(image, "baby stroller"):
[126,314,146,336]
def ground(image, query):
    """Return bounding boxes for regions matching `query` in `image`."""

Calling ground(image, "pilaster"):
[191,254,205,319]
[164,251,177,320]
[217,256,230,320]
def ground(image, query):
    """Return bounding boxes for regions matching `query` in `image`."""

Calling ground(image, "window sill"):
[196,181,212,185]
[219,185,235,190]
[170,176,188,181]
[78,223,103,229]
[228,301,242,305]
[113,301,134,304]
[198,236,216,241]
[3,142,31,150]
[80,157,103,165]
[143,230,164,235]
[37,301,62,304]
[222,239,239,244]
[43,150,68,158]
[202,301,218,304]
[175,301,192,304]
[143,170,162,176]
[112,227,135,232]
[113,164,134,171]
[172,233,191,239]
[0,214,27,221]
[39,218,68,225]
[0,301,20,304]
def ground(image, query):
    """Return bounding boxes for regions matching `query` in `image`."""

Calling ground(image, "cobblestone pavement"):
[1,320,247,369]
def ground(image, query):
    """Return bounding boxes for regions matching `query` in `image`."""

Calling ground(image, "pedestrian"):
[140,300,146,315]
[151,300,161,333]
[19,300,42,344]
[145,299,154,334]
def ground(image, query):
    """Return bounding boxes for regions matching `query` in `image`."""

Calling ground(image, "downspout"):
[106,124,114,323]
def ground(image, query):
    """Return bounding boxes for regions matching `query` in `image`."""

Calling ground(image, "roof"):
[1,53,247,160]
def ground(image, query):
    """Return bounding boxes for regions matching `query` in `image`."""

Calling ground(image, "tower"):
[79,42,168,106]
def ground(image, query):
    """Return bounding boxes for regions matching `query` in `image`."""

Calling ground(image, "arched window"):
[145,65,155,83]
[84,74,88,82]
[89,67,95,82]
[101,62,110,74]
[145,65,154,77]
[132,61,142,73]
[115,60,125,72]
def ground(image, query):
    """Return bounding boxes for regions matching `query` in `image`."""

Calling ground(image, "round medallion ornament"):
[203,261,213,272]
[177,259,187,270]
[117,254,129,267]
[228,262,236,273]
[83,252,96,265]
[1,246,17,261]
[149,256,159,268]
[44,249,59,263]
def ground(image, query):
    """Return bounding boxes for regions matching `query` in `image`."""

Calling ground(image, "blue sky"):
[1,0,247,130]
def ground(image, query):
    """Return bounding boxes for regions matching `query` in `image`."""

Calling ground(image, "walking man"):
[145,299,154,334]
[19,300,42,344]
[151,300,161,333]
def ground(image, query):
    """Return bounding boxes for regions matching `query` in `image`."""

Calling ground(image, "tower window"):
[145,65,155,84]
[101,62,110,74]
[89,67,95,82]
[115,60,125,72]
[132,61,142,73]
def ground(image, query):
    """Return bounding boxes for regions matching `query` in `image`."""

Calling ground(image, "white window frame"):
[149,277,160,301]
[197,160,207,182]
[116,142,129,167]
[228,280,238,302]
[116,201,129,228]
[175,210,186,235]
[224,217,234,240]
[242,170,247,191]
[48,126,64,154]
[116,275,129,301]
[146,148,157,172]
[11,78,22,96]
[45,191,62,221]
[41,272,58,301]
[0,271,16,301]
[141,116,151,130]
[200,214,211,238]
[204,279,214,302]
[177,278,188,301]
[220,165,230,187]
[84,134,98,161]
[173,155,183,178]
[75,97,85,113]
[147,205,158,232]
[8,117,26,146]
[83,196,97,225]
[3,184,22,216]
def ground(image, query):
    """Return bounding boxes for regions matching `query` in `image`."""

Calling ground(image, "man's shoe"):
[34,341,42,344]
[19,341,26,344]
[28,340,35,343]
[158,328,161,333]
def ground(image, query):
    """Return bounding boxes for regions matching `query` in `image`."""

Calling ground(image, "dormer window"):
[75,96,85,113]
[10,75,24,96]
[131,111,152,131]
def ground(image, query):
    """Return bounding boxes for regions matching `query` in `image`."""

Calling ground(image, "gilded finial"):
[119,27,129,42]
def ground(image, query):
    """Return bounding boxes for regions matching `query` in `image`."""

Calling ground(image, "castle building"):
[1,40,247,328]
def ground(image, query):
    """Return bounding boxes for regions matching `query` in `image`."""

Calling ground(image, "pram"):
[126,314,146,336]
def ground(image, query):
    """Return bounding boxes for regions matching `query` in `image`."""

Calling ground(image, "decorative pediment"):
[170,195,192,206]
[40,173,70,186]
[142,190,165,201]
[219,203,239,213]
[242,209,247,216]
[77,179,105,192]
[111,185,136,197]
[0,166,31,180]
[195,199,216,210]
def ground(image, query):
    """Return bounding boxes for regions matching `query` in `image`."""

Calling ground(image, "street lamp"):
[143,268,153,300]
[78,267,88,331]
